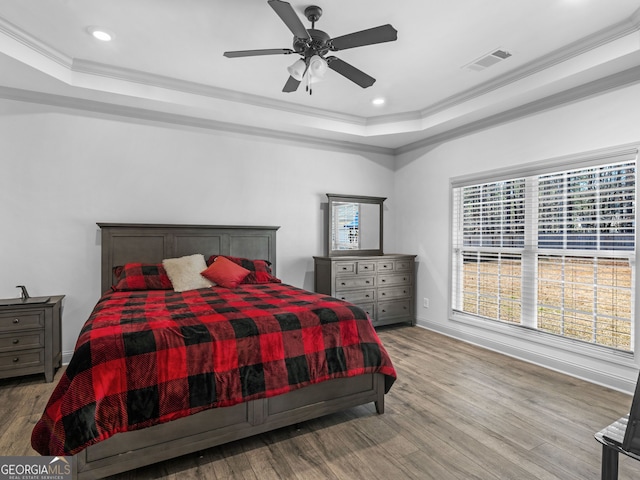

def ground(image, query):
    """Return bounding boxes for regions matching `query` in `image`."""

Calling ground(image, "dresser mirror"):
[327,193,386,256]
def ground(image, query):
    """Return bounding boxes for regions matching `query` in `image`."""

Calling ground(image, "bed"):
[31,223,396,479]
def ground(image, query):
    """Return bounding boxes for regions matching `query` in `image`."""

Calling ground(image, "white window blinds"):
[451,151,637,351]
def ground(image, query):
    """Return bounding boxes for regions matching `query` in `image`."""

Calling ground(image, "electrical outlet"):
[423,298,430,308]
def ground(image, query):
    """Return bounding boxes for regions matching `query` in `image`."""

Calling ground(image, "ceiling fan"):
[223,0,398,93]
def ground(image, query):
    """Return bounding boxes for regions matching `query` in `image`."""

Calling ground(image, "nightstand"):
[0,295,64,382]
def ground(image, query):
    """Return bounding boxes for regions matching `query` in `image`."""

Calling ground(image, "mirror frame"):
[327,193,386,256]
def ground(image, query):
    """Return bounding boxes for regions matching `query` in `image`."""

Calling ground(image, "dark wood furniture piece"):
[595,369,640,479]
[70,223,388,480]
[0,295,63,383]
[314,254,416,327]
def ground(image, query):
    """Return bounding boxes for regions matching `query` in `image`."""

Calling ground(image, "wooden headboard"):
[98,223,280,293]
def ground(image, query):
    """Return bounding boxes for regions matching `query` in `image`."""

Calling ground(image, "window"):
[451,151,637,352]
[332,201,360,250]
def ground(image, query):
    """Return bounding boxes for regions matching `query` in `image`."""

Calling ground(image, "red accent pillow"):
[206,255,281,284]
[112,263,173,291]
[201,256,250,289]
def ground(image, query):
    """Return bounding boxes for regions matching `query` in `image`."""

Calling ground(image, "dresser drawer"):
[0,330,45,352]
[395,259,413,271]
[356,262,376,274]
[335,289,376,304]
[335,276,376,290]
[379,273,412,287]
[0,311,43,332]
[0,349,44,371]
[377,260,395,271]
[356,303,375,320]
[335,262,356,275]
[378,299,412,320]
[379,285,412,300]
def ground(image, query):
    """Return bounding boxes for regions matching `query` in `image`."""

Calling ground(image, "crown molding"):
[71,59,368,127]
[0,85,395,156]
[395,64,640,155]
[0,16,71,68]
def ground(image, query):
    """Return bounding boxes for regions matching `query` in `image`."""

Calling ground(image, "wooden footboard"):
[74,373,386,479]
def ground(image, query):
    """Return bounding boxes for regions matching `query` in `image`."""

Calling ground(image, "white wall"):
[395,82,640,393]
[4,83,640,392]
[0,99,396,360]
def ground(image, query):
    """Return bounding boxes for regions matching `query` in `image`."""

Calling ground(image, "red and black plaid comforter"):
[31,283,396,456]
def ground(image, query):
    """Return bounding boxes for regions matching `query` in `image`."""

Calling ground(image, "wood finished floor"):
[2,326,639,479]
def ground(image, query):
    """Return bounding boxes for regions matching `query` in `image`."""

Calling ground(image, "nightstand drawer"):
[0,312,43,332]
[0,349,44,370]
[335,276,376,290]
[0,331,45,352]
[335,289,376,304]
[379,273,412,287]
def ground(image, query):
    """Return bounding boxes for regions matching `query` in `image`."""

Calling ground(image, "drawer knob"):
[381,279,386,282]
[13,318,20,324]
[341,282,346,286]
[382,292,386,296]
[382,309,386,313]
[12,339,19,345]
[342,267,347,270]
[365,294,370,298]
[365,280,370,284]
[363,266,369,269]
[341,297,346,300]
[13,357,19,363]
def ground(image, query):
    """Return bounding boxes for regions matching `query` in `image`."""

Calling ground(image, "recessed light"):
[87,26,114,42]
[372,97,385,106]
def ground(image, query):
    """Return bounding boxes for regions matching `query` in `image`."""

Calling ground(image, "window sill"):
[450,310,636,369]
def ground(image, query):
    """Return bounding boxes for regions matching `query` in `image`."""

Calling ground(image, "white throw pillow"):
[162,254,213,292]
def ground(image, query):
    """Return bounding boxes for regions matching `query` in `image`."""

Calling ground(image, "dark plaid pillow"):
[112,263,173,291]
[206,255,281,284]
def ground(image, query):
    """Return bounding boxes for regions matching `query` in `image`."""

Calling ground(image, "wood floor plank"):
[4,326,640,479]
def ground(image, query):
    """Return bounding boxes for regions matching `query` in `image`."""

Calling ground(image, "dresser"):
[314,255,416,327]
[0,295,64,382]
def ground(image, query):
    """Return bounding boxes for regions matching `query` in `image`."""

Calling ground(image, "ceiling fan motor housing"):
[293,28,331,58]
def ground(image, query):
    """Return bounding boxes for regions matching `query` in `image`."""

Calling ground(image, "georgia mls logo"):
[0,456,73,480]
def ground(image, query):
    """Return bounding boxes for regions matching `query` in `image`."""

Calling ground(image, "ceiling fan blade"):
[268,0,310,40]
[282,75,301,93]
[330,24,398,51]
[326,57,375,88]
[224,48,294,58]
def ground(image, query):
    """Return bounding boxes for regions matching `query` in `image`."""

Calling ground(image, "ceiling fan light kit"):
[287,58,307,81]
[223,0,398,94]
[308,55,328,77]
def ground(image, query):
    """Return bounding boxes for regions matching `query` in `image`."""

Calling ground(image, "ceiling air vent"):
[464,48,512,71]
